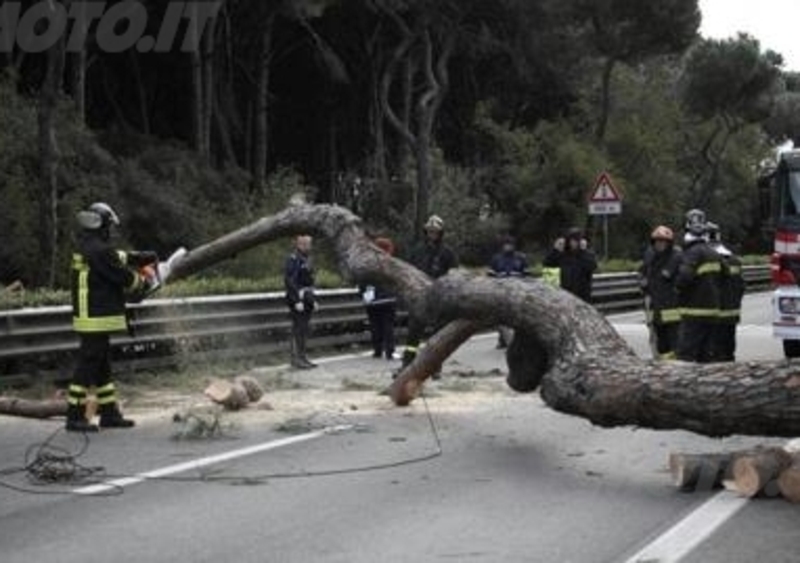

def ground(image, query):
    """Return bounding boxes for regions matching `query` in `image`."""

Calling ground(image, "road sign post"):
[587,172,622,261]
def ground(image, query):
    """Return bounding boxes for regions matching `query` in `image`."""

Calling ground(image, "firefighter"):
[68,202,157,432]
[488,235,529,348]
[707,222,744,361]
[638,225,682,360]
[675,209,722,363]
[400,215,459,372]
[543,228,597,303]
[284,235,318,370]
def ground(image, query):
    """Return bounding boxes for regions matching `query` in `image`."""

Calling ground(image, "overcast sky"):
[699,0,799,72]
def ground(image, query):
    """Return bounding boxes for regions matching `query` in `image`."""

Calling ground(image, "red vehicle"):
[762,148,800,357]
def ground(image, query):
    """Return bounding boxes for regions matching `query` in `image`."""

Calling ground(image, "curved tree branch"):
[167,204,800,438]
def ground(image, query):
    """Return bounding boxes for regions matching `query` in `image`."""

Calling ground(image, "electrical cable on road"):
[0,390,443,496]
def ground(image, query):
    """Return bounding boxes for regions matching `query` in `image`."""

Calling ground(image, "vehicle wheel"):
[784,339,800,359]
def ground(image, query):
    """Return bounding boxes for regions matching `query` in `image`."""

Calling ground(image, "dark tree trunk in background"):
[253,13,275,193]
[70,0,88,123]
[37,0,67,287]
[596,57,616,141]
[167,204,800,439]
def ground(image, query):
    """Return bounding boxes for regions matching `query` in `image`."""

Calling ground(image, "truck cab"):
[764,149,800,357]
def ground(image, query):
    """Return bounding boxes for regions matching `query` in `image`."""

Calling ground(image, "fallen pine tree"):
[5,204,800,441]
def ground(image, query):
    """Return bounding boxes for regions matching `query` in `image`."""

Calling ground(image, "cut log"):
[728,448,793,498]
[234,375,265,403]
[777,458,800,503]
[204,379,250,411]
[0,396,67,419]
[669,452,734,491]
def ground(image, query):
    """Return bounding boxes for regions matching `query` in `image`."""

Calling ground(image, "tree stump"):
[727,448,793,498]
[669,452,734,491]
[204,378,250,411]
[235,375,265,403]
[777,458,800,503]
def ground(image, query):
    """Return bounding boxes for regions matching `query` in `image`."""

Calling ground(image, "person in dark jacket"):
[67,202,158,432]
[707,222,744,362]
[361,237,398,360]
[675,210,723,363]
[284,235,318,369]
[543,228,597,303]
[401,215,459,371]
[489,235,529,348]
[638,225,682,360]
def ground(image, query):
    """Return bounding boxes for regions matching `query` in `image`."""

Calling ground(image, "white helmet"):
[424,215,444,232]
[77,202,120,230]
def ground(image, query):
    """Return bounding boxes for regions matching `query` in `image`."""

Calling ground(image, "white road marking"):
[73,425,352,495]
[622,492,749,563]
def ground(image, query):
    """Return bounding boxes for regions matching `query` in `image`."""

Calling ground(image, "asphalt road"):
[0,292,797,563]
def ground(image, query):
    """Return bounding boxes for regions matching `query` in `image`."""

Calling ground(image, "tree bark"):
[777,458,800,503]
[253,13,275,193]
[165,204,800,438]
[727,448,793,498]
[37,0,67,288]
[596,56,616,142]
[0,397,67,419]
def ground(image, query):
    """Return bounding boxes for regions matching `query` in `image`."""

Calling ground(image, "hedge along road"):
[0,292,796,563]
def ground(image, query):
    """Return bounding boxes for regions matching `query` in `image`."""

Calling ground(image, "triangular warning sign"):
[588,172,621,203]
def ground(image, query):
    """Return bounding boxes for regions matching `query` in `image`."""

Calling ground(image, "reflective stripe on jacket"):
[675,241,722,322]
[71,233,140,333]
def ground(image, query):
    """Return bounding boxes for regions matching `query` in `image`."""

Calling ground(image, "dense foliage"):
[1,0,798,288]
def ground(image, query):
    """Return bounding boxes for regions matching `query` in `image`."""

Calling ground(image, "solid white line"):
[73,426,351,495]
[622,492,749,563]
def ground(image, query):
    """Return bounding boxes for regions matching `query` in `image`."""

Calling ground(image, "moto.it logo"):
[0,0,222,54]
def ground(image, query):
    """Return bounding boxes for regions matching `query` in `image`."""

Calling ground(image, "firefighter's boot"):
[65,403,99,433]
[99,403,135,428]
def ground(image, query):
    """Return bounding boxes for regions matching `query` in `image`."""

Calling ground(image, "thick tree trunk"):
[165,204,800,438]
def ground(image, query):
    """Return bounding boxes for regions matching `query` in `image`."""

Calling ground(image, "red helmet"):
[651,225,674,241]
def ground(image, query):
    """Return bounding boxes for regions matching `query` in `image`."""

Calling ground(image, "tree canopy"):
[0,0,796,287]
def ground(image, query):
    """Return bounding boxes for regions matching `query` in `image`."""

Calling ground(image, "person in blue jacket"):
[489,236,529,348]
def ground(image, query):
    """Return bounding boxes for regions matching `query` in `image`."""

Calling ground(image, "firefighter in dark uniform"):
[675,209,722,363]
[638,225,682,359]
[401,215,459,371]
[707,222,744,361]
[68,202,157,432]
[284,235,318,370]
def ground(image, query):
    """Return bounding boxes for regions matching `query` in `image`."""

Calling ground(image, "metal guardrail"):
[0,266,771,381]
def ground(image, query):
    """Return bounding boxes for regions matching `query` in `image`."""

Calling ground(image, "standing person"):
[638,225,682,360]
[68,202,158,432]
[543,228,598,303]
[361,237,398,360]
[284,235,318,370]
[707,222,744,362]
[675,209,722,363]
[488,235,529,348]
[401,215,459,371]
